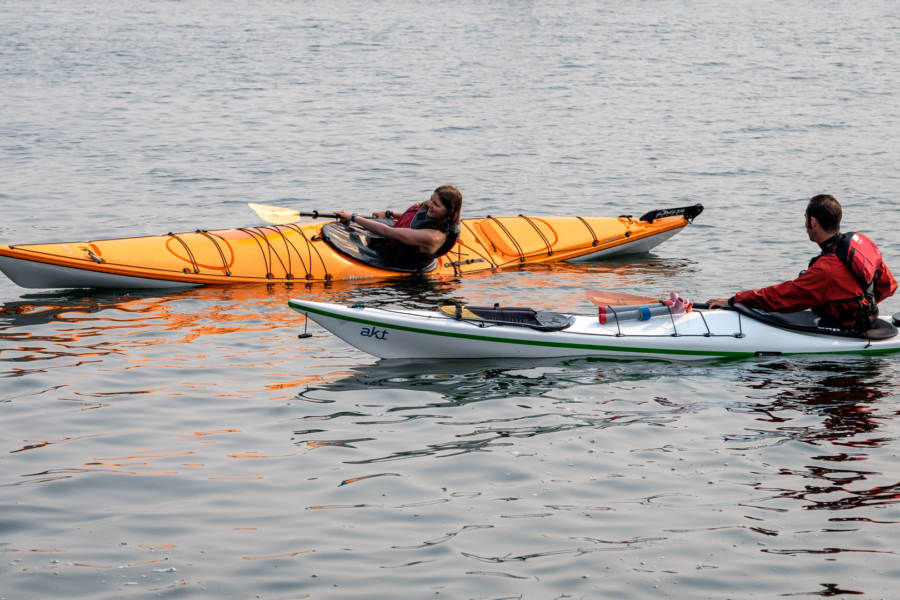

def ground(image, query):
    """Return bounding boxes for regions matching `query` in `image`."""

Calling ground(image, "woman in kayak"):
[335,185,463,270]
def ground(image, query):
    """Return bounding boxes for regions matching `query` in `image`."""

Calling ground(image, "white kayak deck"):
[288,300,900,361]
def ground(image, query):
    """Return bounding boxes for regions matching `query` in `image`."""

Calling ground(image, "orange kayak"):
[0,205,702,289]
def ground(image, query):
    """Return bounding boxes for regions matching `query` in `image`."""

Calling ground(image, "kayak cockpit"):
[732,303,899,340]
[439,304,572,331]
[320,221,439,274]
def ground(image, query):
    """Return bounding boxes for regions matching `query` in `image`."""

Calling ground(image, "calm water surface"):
[2,1,900,598]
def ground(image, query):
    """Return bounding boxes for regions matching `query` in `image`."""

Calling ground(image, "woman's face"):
[426,192,449,219]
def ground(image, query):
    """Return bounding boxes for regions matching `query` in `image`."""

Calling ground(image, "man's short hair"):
[806,194,842,233]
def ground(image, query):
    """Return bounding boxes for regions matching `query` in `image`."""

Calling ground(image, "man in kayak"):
[334,185,463,270]
[708,194,896,331]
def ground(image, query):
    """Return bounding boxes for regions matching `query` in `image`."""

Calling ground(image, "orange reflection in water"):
[2,284,321,360]
[227,453,294,459]
[243,550,314,560]
[83,462,151,467]
[92,452,195,460]
[25,468,177,476]
[180,429,240,438]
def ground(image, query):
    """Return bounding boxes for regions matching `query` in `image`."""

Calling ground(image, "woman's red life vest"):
[388,204,460,264]
[393,205,420,229]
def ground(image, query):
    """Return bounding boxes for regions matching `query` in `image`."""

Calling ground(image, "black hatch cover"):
[440,305,571,332]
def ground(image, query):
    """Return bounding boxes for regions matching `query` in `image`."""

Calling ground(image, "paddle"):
[585,289,663,307]
[248,203,339,225]
[586,290,711,310]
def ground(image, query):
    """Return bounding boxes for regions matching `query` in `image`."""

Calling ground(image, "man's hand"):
[334,210,352,222]
[706,297,731,309]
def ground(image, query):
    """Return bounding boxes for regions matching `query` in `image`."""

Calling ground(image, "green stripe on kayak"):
[288,301,899,358]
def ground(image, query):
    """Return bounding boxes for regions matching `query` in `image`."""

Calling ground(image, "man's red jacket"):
[734,254,897,329]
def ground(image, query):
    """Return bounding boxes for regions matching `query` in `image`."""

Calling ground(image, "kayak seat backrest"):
[439,305,571,331]
[732,303,899,341]
[321,221,438,274]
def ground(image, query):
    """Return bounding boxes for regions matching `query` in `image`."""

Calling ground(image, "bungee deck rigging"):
[372,301,750,341]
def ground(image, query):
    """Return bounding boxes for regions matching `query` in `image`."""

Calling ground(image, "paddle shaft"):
[586,290,711,311]
[248,203,340,224]
[296,210,338,219]
[585,289,662,306]
[600,302,712,313]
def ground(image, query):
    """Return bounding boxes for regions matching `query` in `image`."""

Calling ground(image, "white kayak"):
[288,299,900,361]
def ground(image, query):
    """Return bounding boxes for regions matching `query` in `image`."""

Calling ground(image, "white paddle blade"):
[248,203,302,225]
